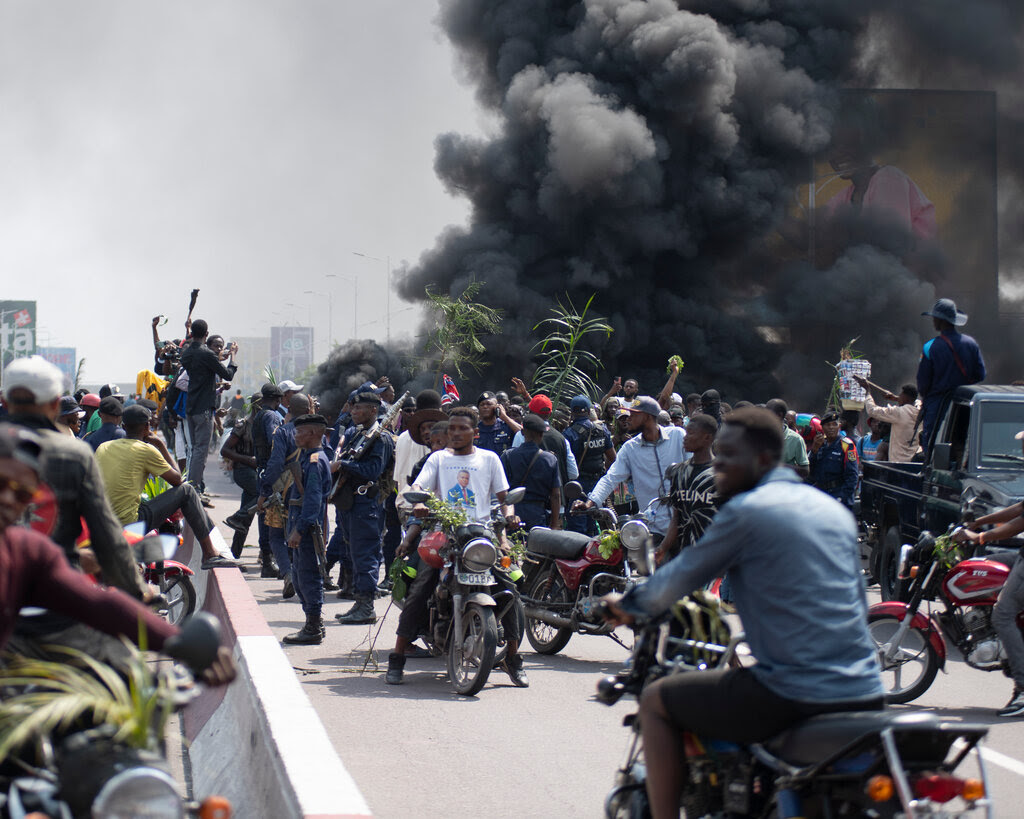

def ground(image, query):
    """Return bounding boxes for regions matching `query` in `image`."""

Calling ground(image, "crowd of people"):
[2,294,1021,818]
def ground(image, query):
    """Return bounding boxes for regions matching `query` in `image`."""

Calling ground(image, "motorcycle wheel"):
[160,575,197,627]
[447,603,497,696]
[879,526,903,602]
[525,569,573,655]
[867,611,939,703]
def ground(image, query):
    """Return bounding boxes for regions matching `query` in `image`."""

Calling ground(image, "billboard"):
[37,347,77,386]
[269,326,314,381]
[0,300,37,370]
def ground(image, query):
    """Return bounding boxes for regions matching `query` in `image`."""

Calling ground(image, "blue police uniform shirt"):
[255,409,283,468]
[336,424,394,500]
[477,418,513,456]
[286,449,332,535]
[916,328,985,400]
[260,421,296,497]
[563,418,613,478]
[808,437,858,508]
[500,442,561,507]
[85,422,126,451]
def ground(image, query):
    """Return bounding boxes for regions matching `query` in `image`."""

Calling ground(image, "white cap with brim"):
[278,379,304,392]
[2,356,65,404]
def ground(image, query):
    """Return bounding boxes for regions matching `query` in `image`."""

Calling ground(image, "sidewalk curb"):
[181,528,372,818]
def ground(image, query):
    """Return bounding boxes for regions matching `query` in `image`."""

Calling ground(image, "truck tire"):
[879,526,903,601]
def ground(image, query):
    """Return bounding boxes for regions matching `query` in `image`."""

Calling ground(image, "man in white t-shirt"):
[385,406,527,688]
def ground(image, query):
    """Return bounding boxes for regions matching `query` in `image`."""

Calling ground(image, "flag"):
[442,373,460,400]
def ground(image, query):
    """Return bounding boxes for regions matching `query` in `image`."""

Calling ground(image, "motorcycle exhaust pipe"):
[523,606,614,634]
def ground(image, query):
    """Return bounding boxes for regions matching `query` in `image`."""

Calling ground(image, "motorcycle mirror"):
[505,486,527,505]
[563,481,584,501]
[132,534,178,563]
[164,611,223,674]
[124,521,148,538]
[403,491,431,505]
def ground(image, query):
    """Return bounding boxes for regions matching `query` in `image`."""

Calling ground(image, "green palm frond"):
[530,293,613,406]
[0,640,174,762]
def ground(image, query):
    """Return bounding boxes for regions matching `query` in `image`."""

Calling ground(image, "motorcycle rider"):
[954,505,1024,716]
[603,407,883,819]
[0,423,236,685]
[386,406,527,687]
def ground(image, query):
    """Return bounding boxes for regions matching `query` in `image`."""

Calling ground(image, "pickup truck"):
[860,384,1024,598]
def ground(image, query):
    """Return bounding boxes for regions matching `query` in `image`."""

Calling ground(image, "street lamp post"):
[303,289,334,361]
[325,273,357,343]
[352,251,391,344]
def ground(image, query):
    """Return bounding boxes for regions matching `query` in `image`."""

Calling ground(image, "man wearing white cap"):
[278,379,304,414]
[2,356,146,598]
[917,298,985,452]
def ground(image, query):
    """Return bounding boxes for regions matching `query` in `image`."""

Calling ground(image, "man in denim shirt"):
[604,408,883,819]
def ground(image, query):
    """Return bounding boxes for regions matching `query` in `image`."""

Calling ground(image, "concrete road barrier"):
[180,527,372,818]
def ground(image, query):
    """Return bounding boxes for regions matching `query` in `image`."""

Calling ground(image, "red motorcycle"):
[520,484,654,655]
[868,527,1024,703]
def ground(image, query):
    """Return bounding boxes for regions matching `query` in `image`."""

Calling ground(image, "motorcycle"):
[0,611,232,819]
[398,487,527,696]
[868,526,1024,704]
[598,597,994,818]
[124,521,197,627]
[520,481,654,655]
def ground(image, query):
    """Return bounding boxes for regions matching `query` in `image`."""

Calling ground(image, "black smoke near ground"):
[377,1,1024,409]
[306,338,410,421]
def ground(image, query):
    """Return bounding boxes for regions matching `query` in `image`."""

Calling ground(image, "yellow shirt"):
[95,438,174,525]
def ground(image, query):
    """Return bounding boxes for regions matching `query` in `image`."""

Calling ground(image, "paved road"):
[203,469,1024,817]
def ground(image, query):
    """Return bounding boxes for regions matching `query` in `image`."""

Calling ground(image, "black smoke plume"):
[306,338,410,421]
[380,1,1024,408]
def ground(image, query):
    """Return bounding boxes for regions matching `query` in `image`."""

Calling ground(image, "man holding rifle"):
[332,391,396,626]
[281,414,333,646]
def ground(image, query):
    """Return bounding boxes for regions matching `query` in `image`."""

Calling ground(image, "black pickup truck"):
[860,384,1024,598]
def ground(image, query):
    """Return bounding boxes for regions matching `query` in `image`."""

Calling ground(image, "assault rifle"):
[327,390,410,503]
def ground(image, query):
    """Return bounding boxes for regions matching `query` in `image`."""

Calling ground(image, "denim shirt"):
[622,467,883,704]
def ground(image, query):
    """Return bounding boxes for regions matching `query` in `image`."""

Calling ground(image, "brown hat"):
[408,408,447,446]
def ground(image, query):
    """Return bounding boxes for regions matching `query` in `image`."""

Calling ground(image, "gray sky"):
[0,1,482,381]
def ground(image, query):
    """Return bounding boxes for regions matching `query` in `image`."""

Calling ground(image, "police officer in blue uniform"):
[563,395,615,534]
[333,392,395,625]
[476,391,520,455]
[500,414,562,530]
[251,383,284,578]
[258,393,312,591]
[808,410,859,510]
[917,298,985,452]
[282,414,333,645]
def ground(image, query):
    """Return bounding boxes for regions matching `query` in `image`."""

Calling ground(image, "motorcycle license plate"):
[457,571,494,586]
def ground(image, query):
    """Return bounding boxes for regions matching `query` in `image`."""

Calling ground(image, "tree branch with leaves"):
[422,280,503,388]
[530,293,613,407]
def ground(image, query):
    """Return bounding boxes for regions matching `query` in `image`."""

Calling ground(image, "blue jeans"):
[186,410,213,490]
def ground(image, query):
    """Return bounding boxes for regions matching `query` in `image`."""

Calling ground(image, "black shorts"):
[654,666,883,745]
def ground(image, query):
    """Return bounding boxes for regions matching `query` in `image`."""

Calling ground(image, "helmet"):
[795,413,822,446]
[417,530,448,569]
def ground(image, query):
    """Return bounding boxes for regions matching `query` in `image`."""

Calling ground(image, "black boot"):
[336,567,356,600]
[260,549,279,579]
[334,597,377,625]
[282,612,324,645]
[230,530,246,560]
[282,573,295,599]
[385,652,406,685]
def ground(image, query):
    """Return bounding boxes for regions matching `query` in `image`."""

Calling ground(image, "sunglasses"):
[0,476,39,504]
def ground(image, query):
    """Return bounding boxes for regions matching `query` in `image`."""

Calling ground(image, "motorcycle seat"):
[765,710,961,767]
[527,528,592,559]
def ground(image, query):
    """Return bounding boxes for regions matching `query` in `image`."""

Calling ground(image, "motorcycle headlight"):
[619,519,650,550]
[462,538,498,573]
[92,767,184,819]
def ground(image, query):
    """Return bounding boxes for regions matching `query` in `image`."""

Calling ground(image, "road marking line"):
[982,747,1024,777]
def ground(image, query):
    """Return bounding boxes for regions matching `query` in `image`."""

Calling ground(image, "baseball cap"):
[80,393,101,409]
[261,383,284,399]
[522,413,547,434]
[122,404,152,426]
[476,391,497,405]
[570,395,591,412]
[624,396,662,417]
[669,407,685,419]
[58,396,83,417]
[99,396,124,417]
[922,298,968,327]
[528,395,553,416]
[278,379,304,392]
[2,356,65,404]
